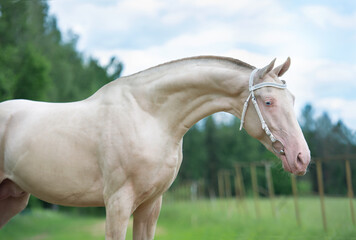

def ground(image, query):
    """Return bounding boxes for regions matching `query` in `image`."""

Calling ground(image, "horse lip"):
[276,144,293,173]
[271,139,307,175]
[280,150,308,175]
[281,155,293,173]
[295,169,307,176]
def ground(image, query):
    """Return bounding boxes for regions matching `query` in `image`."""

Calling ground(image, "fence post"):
[235,164,248,215]
[265,163,276,218]
[291,174,301,227]
[224,170,232,198]
[218,170,225,198]
[345,159,356,226]
[250,163,260,218]
[316,159,327,232]
[234,167,240,201]
[235,165,246,198]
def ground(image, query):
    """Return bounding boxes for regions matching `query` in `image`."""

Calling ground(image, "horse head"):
[241,58,311,175]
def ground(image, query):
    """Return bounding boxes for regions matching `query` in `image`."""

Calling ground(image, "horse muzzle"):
[278,142,311,176]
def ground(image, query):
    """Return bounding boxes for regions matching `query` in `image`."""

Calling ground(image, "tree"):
[0,0,124,213]
[181,125,207,180]
[13,45,50,100]
[300,103,356,195]
[204,116,221,197]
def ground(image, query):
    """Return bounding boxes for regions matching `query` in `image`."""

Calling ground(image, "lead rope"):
[239,68,287,144]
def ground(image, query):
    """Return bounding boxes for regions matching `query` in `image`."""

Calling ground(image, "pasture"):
[1,197,355,240]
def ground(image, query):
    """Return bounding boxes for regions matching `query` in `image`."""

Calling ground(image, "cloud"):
[49,0,356,129]
[316,98,356,128]
[50,0,317,55]
[302,5,356,30]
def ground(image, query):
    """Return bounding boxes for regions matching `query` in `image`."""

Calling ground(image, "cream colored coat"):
[0,56,310,239]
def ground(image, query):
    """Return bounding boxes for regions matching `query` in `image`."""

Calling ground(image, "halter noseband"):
[239,68,287,155]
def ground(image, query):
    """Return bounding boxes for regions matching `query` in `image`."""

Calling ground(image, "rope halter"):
[239,68,287,155]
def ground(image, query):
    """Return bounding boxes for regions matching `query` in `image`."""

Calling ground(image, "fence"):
[165,155,356,232]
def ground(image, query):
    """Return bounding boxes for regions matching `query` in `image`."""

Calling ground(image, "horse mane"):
[126,55,255,79]
[155,56,255,70]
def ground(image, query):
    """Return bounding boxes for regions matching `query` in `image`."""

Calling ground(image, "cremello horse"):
[0,56,310,239]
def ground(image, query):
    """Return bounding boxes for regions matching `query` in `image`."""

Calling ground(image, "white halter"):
[239,68,287,154]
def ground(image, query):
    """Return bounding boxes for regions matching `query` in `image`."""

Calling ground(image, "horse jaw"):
[262,128,311,176]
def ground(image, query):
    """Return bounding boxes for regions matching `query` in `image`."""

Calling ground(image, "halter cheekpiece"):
[239,68,287,155]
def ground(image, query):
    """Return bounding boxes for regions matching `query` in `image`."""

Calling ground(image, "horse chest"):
[130,149,183,206]
[102,133,183,202]
[126,142,182,187]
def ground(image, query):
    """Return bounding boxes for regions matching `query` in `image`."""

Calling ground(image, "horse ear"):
[273,57,291,77]
[257,58,276,80]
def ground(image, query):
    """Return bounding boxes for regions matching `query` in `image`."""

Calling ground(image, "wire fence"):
[164,155,356,232]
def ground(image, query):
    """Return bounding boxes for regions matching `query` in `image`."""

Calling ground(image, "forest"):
[1,0,356,212]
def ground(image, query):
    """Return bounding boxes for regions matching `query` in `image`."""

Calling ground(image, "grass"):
[0,209,108,240]
[0,197,356,239]
[157,197,356,240]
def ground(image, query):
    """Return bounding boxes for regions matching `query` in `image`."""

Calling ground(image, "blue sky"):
[49,0,356,129]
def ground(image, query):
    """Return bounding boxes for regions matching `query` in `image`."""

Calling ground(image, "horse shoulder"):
[0,100,30,179]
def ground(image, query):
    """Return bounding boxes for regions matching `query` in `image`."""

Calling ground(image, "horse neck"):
[129,59,252,141]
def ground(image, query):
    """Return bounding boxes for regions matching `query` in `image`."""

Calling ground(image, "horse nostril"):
[295,153,307,176]
[297,153,303,167]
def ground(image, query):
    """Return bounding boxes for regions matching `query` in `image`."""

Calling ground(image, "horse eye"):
[265,101,272,106]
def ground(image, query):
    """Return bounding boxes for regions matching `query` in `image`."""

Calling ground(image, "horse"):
[0,56,310,239]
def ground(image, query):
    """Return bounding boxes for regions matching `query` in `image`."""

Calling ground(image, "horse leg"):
[104,186,134,240]
[0,193,30,228]
[0,179,30,228]
[133,196,162,240]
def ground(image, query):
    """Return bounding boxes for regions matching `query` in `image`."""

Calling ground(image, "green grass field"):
[1,197,356,240]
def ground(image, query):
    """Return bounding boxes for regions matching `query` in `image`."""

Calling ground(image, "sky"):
[49,0,356,130]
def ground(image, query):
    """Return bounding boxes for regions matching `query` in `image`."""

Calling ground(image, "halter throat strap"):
[239,68,287,144]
